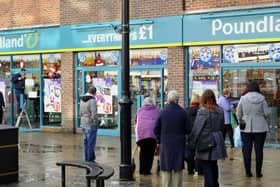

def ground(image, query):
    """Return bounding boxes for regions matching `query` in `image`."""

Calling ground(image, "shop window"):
[78,51,119,66]
[0,56,11,124]
[223,43,280,63]
[42,54,61,78]
[13,55,40,69]
[84,71,118,129]
[130,48,167,66]
[42,54,62,126]
[189,46,220,98]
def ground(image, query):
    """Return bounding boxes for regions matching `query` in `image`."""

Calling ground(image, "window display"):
[78,51,119,66]
[130,48,167,66]
[189,46,220,98]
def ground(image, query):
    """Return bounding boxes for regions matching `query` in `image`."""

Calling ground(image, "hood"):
[81,93,94,102]
[244,92,265,104]
[140,105,157,111]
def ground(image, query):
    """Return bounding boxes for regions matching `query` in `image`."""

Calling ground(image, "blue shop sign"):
[0,27,61,53]
[183,7,280,45]
[61,16,182,49]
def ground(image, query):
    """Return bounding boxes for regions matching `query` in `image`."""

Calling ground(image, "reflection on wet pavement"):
[1,132,280,187]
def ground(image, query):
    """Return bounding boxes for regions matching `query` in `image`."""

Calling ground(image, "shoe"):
[256,173,263,178]
[193,172,198,177]
[246,173,253,177]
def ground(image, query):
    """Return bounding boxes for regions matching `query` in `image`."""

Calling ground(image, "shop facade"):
[183,7,280,144]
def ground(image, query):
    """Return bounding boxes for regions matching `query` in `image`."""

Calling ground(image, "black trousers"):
[201,160,219,187]
[136,138,157,174]
[222,124,234,147]
[241,132,266,175]
[0,108,3,124]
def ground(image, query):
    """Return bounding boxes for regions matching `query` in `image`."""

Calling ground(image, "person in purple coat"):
[154,90,191,187]
[135,97,160,175]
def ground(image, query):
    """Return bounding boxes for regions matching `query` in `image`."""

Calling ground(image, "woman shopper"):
[154,90,191,187]
[236,80,269,178]
[135,97,159,175]
[189,89,227,187]
[185,94,202,176]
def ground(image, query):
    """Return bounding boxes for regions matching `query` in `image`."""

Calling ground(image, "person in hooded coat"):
[154,90,191,187]
[236,80,269,178]
[80,86,98,162]
[135,97,159,175]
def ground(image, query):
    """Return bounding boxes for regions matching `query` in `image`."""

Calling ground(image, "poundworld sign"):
[183,7,280,44]
[0,33,39,49]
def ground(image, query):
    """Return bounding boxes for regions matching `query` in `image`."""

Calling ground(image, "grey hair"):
[167,90,179,104]
[143,97,155,106]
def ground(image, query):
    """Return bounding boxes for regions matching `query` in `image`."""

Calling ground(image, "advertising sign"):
[44,78,61,112]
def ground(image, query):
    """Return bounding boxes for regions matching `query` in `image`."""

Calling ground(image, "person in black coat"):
[154,90,191,187]
[185,94,202,175]
[0,91,5,124]
[12,69,25,114]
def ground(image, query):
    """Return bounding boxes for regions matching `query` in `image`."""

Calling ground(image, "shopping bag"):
[234,126,242,148]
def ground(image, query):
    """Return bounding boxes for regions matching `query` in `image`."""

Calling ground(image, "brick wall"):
[184,0,279,11]
[167,47,186,107]
[0,0,60,28]
[60,52,75,132]
[61,0,184,25]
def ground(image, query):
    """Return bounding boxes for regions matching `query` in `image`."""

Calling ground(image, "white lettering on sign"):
[0,35,24,49]
[82,25,153,44]
[212,16,280,36]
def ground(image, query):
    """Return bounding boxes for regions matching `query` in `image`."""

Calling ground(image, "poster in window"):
[44,78,61,112]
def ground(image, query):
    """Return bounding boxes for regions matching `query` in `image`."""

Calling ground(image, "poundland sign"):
[0,33,39,49]
[183,8,280,44]
[212,16,280,36]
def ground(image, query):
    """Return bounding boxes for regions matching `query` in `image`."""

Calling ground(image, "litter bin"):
[0,125,18,184]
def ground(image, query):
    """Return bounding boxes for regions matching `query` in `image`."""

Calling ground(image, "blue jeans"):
[15,90,24,114]
[82,125,98,162]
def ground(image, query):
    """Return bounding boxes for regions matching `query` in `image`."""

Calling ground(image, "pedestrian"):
[217,88,234,148]
[236,80,269,178]
[80,86,98,162]
[189,89,227,187]
[154,90,191,187]
[185,94,203,176]
[0,91,5,124]
[135,97,159,175]
[12,68,25,114]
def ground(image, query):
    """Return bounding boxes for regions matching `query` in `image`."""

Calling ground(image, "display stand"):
[15,102,32,128]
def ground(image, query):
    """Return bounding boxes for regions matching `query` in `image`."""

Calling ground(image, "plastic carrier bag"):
[234,126,242,148]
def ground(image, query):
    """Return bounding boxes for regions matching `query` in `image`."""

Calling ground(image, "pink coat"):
[135,105,160,142]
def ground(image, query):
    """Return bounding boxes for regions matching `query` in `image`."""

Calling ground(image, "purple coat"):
[135,105,160,142]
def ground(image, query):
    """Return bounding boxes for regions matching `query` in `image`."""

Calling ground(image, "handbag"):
[239,120,246,130]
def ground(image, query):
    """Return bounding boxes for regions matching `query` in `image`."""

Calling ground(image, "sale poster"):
[44,78,61,112]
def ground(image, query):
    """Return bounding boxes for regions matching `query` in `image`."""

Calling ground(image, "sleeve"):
[236,97,243,122]
[262,100,270,118]
[90,99,98,125]
[12,73,20,83]
[153,113,162,144]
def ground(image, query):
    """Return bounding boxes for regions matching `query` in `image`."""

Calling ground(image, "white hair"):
[167,90,179,104]
[142,97,155,106]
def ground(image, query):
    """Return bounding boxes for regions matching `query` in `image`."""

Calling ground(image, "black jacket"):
[12,73,25,91]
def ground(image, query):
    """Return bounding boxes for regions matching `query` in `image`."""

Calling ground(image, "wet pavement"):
[1,132,280,187]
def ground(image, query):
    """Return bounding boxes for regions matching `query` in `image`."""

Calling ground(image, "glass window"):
[84,71,118,129]
[223,43,280,63]
[130,48,167,66]
[78,51,119,66]
[13,55,40,68]
[223,69,280,144]
[189,46,220,99]
[42,54,61,78]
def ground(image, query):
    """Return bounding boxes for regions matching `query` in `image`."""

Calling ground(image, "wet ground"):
[1,132,280,187]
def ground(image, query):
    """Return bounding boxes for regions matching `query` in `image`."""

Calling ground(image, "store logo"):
[0,32,39,49]
[212,16,280,36]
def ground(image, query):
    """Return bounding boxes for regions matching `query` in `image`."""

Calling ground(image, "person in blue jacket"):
[12,69,25,114]
[218,88,234,148]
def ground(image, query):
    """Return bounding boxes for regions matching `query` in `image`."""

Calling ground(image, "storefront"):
[71,16,181,136]
[0,27,62,130]
[0,16,182,135]
[183,7,280,144]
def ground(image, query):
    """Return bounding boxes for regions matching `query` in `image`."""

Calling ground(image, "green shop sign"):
[183,7,280,45]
